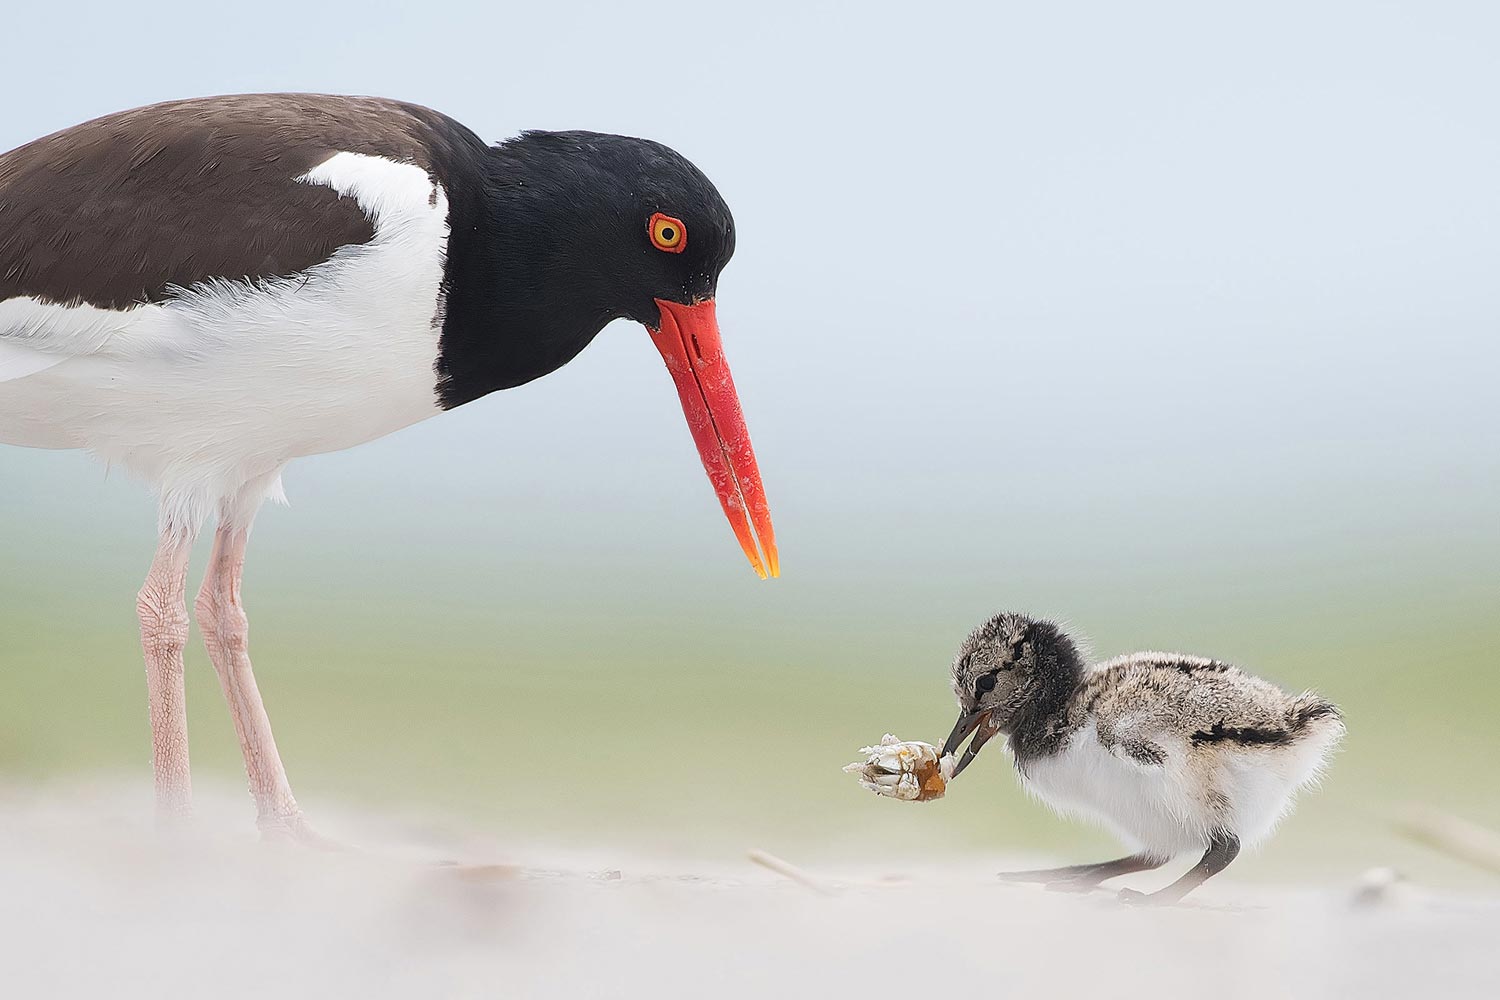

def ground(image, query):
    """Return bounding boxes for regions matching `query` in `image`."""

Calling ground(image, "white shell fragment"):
[843,734,956,802]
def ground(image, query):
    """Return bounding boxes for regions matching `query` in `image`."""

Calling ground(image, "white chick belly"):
[1019,722,1211,856]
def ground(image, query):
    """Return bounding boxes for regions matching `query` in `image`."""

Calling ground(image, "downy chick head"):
[942,612,1083,777]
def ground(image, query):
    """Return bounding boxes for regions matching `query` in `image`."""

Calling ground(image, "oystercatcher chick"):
[0,94,779,839]
[941,612,1344,903]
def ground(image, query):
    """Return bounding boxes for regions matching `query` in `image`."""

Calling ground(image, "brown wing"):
[0,93,459,310]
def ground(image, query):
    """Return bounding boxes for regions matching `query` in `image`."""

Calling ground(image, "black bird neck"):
[433,144,619,410]
[1006,648,1087,764]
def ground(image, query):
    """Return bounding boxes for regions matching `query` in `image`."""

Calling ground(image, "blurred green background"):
[3,432,1496,885]
[2,0,1498,886]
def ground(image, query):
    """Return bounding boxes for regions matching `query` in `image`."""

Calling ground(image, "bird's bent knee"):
[194,592,249,654]
[137,586,189,655]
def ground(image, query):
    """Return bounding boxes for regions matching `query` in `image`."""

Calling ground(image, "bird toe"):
[258,814,348,852]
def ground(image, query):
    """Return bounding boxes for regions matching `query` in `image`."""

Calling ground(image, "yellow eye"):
[648,212,687,253]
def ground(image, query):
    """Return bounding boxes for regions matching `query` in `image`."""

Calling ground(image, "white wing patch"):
[298,151,442,230]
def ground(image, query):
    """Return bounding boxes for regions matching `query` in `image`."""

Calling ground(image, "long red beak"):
[647,298,779,579]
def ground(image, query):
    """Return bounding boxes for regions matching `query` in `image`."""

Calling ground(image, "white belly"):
[1019,721,1211,855]
[0,152,449,523]
[1019,716,1343,855]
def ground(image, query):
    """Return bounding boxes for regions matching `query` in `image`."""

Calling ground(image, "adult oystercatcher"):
[0,94,778,838]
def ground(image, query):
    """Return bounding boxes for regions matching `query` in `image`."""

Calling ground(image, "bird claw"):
[1117,888,1153,905]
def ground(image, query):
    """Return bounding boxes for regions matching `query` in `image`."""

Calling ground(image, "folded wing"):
[0,93,461,382]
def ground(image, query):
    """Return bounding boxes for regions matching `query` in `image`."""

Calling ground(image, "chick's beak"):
[942,708,1000,779]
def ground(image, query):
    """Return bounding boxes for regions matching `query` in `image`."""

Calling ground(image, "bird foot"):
[1118,888,1178,906]
[999,870,1100,892]
[258,813,346,851]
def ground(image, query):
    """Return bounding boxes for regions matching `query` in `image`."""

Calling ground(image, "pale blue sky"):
[3,1,1496,640]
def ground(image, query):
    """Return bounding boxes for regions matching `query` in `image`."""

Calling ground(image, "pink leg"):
[194,523,322,843]
[137,532,194,820]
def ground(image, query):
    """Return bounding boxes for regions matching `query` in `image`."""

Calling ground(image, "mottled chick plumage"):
[943,612,1344,902]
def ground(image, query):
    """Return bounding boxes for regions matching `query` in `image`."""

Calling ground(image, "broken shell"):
[843,734,956,802]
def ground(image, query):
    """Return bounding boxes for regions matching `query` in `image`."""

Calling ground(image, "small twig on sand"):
[748,849,835,895]
[1395,805,1500,877]
[434,861,523,883]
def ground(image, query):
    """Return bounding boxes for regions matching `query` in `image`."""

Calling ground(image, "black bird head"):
[438,129,775,577]
[488,130,737,323]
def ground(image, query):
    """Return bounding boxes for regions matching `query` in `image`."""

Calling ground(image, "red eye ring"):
[648,212,687,253]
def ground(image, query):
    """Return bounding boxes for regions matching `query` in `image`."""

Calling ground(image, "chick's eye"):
[975,672,998,694]
[648,212,687,253]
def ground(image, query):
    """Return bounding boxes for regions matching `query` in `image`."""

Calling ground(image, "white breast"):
[0,151,450,530]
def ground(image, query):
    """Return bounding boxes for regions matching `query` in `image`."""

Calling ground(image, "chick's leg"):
[1120,832,1240,904]
[1000,854,1167,890]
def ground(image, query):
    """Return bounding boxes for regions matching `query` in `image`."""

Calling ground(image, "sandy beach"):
[4,782,1495,1000]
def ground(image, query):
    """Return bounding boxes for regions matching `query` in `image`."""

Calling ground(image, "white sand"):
[2,782,1495,999]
